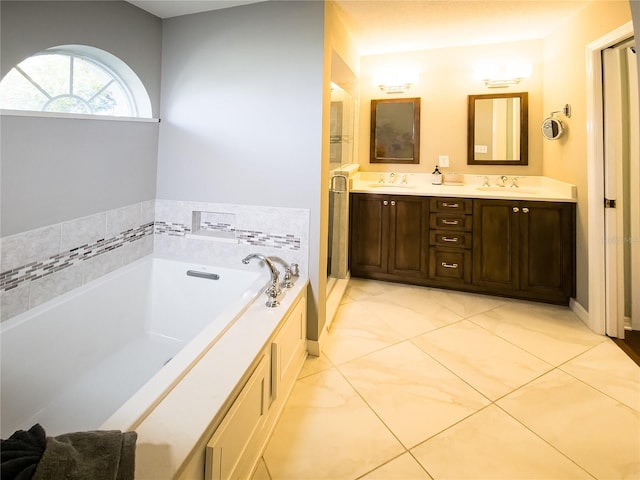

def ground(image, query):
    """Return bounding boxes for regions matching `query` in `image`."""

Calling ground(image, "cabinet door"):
[205,356,268,480]
[349,194,389,275]
[473,199,520,290]
[388,196,429,278]
[519,202,575,302]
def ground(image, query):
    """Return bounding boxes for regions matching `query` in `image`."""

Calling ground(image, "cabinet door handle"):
[522,207,529,213]
[442,202,459,208]
[513,207,519,213]
[441,262,459,269]
[383,200,389,206]
[391,201,396,206]
[442,236,459,243]
[442,219,459,225]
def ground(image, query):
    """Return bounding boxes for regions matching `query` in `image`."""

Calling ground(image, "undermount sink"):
[368,183,417,189]
[476,186,539,194]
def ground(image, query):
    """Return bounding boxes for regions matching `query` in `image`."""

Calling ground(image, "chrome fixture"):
[511,176,521,188]
[482,176,490,187]
[388,172,397,184]
[498,175,508,187]
[478,63,532,88]
[378,174,385,184]
[269,256,299,289]
[542,104,570,141]
[401,174,409,184]
[373,69,418,94]
[281,263,299,289]
[241,253,282,307]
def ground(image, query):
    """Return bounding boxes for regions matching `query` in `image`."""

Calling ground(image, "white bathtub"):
[0,255,270,438]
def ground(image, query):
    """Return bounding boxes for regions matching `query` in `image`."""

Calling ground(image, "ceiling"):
[127,0,593,55]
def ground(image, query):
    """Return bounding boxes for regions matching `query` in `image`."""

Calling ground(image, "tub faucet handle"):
[265,283,282,307]
[281,263,299,288]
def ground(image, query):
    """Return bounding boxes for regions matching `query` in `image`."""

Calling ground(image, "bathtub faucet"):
[242,253,282,307]
[269,257,299,288]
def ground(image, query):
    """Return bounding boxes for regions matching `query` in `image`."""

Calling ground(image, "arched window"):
[0,45,152,118]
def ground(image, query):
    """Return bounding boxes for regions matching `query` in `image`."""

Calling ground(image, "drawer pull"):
[522,207,529,213]
[513,207,520,213]
[441,262,459,269]
[442,236,459,243]
[391,201,396,206]
[383,200,389,206]
[442,202,459,208]
[442,219,459,225]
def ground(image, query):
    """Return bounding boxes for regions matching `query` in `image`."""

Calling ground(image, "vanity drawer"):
[428,248,472,284]
[430,197,472,214]
[430,230,472,249]
[429,213,473,231]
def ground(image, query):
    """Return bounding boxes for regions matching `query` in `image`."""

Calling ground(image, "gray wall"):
[157,1,325,336]
[0,1,162,236]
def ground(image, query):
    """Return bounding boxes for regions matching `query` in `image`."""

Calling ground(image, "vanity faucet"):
[498,175,508,187]
[389,172,397,184]
[511,176,521,188]
[241,253,282,307]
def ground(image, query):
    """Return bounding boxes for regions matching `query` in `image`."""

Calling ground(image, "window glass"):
[0,46,150,118]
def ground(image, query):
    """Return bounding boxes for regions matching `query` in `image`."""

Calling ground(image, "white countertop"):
[350,172,577,203]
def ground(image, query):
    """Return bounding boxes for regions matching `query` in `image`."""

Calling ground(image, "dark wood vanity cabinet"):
[349,193,429,280]
[428,197,473,285]
[473,199,575,304]
[349,192,576,305]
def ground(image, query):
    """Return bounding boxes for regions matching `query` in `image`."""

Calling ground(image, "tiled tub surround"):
[1,201,155,321]
[153,199,309,275]
[1,199,309,322]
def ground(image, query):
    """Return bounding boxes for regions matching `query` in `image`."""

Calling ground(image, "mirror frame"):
[370,97,420,164]
[467,92,528,166]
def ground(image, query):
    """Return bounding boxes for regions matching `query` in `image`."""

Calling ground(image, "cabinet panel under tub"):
[205,356,269,480]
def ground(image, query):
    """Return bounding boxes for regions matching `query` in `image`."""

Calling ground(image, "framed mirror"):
[370,97,420,164]
[467,92,528,165]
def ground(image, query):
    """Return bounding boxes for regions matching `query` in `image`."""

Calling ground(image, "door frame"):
[586,21,634,335]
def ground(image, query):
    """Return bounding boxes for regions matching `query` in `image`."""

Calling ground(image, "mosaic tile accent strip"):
[0,222,154,292]
[237,231,301,250]
[154,221,301,250]
[154,221,191,236]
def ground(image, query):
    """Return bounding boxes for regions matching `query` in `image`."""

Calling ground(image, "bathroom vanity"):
[349,173,576,305]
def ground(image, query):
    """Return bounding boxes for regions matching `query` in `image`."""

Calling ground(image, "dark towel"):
[1,424,47,480]
[32,429,137,480]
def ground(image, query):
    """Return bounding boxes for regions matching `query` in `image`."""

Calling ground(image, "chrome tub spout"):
[242,253,282,307]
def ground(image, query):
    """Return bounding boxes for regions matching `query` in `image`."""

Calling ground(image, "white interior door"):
[603,38,639,338]
[627,46,640,332]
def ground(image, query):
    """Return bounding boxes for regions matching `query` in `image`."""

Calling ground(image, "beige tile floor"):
[253,279,640,480]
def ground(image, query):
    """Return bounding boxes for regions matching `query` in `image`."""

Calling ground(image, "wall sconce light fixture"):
[477,63,532,88]
[373,69,418,94]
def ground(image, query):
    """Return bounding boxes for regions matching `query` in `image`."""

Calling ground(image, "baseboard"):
[307,339,320,357]
[569,298,602,334]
